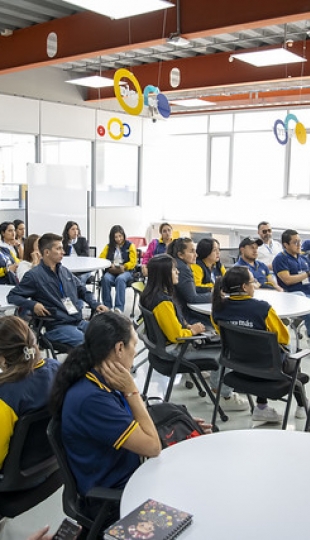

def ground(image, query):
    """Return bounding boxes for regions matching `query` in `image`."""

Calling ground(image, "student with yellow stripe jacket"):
[50,311,160,521]
[0,316,59,469]
[191,238,226,292]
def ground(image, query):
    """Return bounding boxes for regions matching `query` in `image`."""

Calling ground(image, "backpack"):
[146,398,204,449]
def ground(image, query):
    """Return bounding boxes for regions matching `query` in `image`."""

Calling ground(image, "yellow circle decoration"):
[107,117,124,141]
[295,122,307,145]
[114,68,143,116]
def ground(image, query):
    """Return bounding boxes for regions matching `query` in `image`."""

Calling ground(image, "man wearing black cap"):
[235,237,282,290]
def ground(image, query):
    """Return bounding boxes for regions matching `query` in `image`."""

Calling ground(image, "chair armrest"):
[86,486,123,502]
[288,349,310,361]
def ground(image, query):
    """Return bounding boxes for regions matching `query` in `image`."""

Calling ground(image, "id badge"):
[62,297,79,314]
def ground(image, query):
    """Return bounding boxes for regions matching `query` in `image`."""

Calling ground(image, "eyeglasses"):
[262,228,272,234]
[248,279,256,284]
[290,240,301,245]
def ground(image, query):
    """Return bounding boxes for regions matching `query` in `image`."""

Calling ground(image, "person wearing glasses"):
[273,229,310,339]
[257,221,282,270]
[212,266,309,422]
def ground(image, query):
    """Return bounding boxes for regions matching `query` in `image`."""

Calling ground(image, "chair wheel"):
[185,381,194,389]
[221,414,229,422]
[199,390,206,398]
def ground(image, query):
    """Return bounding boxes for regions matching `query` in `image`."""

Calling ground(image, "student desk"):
[121,429,310,540]
[0,285,15,313]
[61,256,111,273]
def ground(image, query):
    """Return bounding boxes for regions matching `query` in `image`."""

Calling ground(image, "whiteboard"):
[27,164,88,237]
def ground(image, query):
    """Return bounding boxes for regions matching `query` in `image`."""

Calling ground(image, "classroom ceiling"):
[1,0,310,114]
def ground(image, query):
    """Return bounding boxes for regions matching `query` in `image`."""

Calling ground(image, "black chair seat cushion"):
[149,353,218,377]
[224,372,293,400]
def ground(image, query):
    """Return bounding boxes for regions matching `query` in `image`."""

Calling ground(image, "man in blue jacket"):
[8,233,108,346]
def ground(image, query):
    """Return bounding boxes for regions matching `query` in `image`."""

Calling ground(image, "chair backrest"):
[219,321,285,380]
[0,407,59,492]
[127,236,147,248]
[89,246,97,257]
[139,305,172,360]
[47,416,89,524]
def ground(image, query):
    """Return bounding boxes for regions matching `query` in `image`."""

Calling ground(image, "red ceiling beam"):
[86,40,310,102]
[0,0,309,73]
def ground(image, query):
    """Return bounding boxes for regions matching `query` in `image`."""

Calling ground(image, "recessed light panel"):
[66,75,115,88]
[231,48,307,67]
[61,0,174,19]
[170,99,215,107]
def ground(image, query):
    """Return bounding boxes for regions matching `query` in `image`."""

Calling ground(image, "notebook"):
[103,498,193,540]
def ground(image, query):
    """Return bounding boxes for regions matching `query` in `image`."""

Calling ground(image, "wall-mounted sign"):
[273,114,307,145]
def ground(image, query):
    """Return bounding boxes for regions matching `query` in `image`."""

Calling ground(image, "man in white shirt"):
[257,221,282,270]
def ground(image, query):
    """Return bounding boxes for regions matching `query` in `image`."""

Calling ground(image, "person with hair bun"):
[191,238,225,292]
[212,266,309,423]
[50,311,160,520]
[0,221,19,284]
[0,315,59,469]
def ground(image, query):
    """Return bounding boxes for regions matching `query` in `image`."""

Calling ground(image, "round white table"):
[61,256,111,273]
[0,284,15,312]
[121,429,310,540]
[188,289,310,318]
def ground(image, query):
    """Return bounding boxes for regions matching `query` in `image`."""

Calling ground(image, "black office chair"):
[47,416,122,540]
[0,408,63,518]
[139,305,228,424]
[29,315,73,358]
[211,322,310,430]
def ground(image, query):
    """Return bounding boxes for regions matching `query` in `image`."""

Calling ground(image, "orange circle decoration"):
[107,118,124,141]
[114,69,143,116]
[295,122,307,145]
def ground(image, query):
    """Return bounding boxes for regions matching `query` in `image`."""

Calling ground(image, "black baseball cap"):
[239,236,263,249]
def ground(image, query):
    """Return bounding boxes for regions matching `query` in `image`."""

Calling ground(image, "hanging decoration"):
[273,114,307,145]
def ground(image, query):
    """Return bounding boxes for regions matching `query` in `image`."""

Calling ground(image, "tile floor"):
[1,287,310,539]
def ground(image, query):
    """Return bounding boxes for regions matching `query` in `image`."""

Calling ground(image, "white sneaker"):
[219,392,249,411]
[295,406,307,419]
[252,406,281,424]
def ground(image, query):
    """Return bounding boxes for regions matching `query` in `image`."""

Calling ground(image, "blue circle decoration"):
[122,123,131,137]
[143,85,159,106]
[284,113,298,131]
[273,119,288,145]
[157,93,171,119]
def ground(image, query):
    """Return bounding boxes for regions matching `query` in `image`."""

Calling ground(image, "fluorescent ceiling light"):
[167,35,191,47]
[66,75,115,88]
[231,48,307,67]
[170,98,215,107]
[61,0,174,19]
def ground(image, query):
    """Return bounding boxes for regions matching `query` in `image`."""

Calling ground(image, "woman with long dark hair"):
[62,220,90,285]
[0,315,59,469]
[13,219,26,259]
[50,311,160,518]
[0,221,19,284]
[212,266,309,422]
[99,225,137,312]
[140,254,247,412]
[192,238,225,292]
[16,233,41,282]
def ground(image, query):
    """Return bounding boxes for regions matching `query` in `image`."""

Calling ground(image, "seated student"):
[62,220,90,285]
[140,254,248,412]
[0,221,19,284]
[0,315,59,470]
[191,238,226,292]
[100,225,137,313]
[8,233,107,347]
[13,219,26,259]
[17,234,41,282]
[141,222,173,276]
[49,311,161,520]
[235,236,282,290]
[212,266,309,422]
[167,237,213,328]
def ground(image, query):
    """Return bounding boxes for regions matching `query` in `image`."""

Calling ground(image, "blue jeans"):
[45,319,88,347]
[102,271,133,312]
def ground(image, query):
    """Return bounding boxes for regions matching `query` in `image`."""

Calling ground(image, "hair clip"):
[23,346,35,361]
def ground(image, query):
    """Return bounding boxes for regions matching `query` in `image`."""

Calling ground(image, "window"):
[207,135,232,195]
[95,142,140,207]
[0,133,35,209]
[42,136,92,189]
[286,133,310,197]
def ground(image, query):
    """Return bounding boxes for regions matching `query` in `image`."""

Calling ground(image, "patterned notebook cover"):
[104,498,193,540]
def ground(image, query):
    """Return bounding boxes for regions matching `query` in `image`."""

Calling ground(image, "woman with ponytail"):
[50,311,160,517]
[0,316,59,469]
